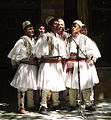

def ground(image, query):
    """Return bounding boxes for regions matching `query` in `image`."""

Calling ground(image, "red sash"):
[66,58,85,73]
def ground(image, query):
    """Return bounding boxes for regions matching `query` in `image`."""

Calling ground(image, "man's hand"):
[88,60,94,66]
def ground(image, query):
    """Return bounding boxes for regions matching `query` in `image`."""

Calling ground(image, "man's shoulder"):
[46,32,52,37]
[16,35,30,45]
[80,33,89,39]
[66,35,73,43]
[45,32,53,41]
[38,32,48,38]
[63,31,70,36]
[15,37,24,44]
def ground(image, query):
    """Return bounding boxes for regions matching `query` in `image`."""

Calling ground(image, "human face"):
[25,26,34,38]
[51,20,58,32]
[38,26,45,34]
[58,19,65,33]
[72,23,81,35]
[80,27,88,36]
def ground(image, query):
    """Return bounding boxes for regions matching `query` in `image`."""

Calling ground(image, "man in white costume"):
[80,24,95,105]
[35,16,66,113]
[66,20,101,111]
[8,21,38,114]
[57,18,70,105]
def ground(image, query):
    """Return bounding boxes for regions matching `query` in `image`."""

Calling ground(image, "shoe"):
[19,108,27,114]
[51,105,61,111]
[85,105,96,111]
[39,106,48,114]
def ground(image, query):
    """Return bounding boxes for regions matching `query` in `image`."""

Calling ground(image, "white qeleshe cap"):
[22,21,32,30]
[45,16,54,25]
[73,20,83,27]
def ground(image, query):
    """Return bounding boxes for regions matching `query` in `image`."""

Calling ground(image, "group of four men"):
[8,16,101,114]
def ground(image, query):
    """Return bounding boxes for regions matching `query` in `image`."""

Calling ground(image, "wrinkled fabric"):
[8,35,38,91]
[35,32,66,91]
[66,34,101,90]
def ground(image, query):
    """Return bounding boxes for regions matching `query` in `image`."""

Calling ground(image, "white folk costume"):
[35,32,66,92]
[66,33,101,90]
[8,35,38,91]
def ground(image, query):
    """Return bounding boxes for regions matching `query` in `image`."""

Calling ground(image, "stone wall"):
[95,67,111,100]
[41,0,64,23]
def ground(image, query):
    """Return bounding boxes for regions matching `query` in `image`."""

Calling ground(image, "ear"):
[24,29,27,34]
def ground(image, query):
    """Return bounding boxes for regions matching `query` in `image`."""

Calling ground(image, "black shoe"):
[51,105,61,111]
[39,106,48,114]
[67,106,77,111]
[85,105,96,111]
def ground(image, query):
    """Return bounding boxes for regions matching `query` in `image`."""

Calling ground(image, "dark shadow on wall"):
[0,1,41,100]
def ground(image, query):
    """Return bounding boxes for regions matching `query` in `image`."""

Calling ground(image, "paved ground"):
[0,98,111,120]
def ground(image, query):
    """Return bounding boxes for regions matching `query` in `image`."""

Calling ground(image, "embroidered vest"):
[21,36,35,58]
[46,32,54,56]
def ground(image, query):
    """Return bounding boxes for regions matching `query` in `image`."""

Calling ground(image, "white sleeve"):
[8,39,28,61]
[34,34,49,58]
[86,37,101,62]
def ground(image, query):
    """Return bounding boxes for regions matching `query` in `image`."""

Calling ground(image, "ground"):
[0,98,111,120]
